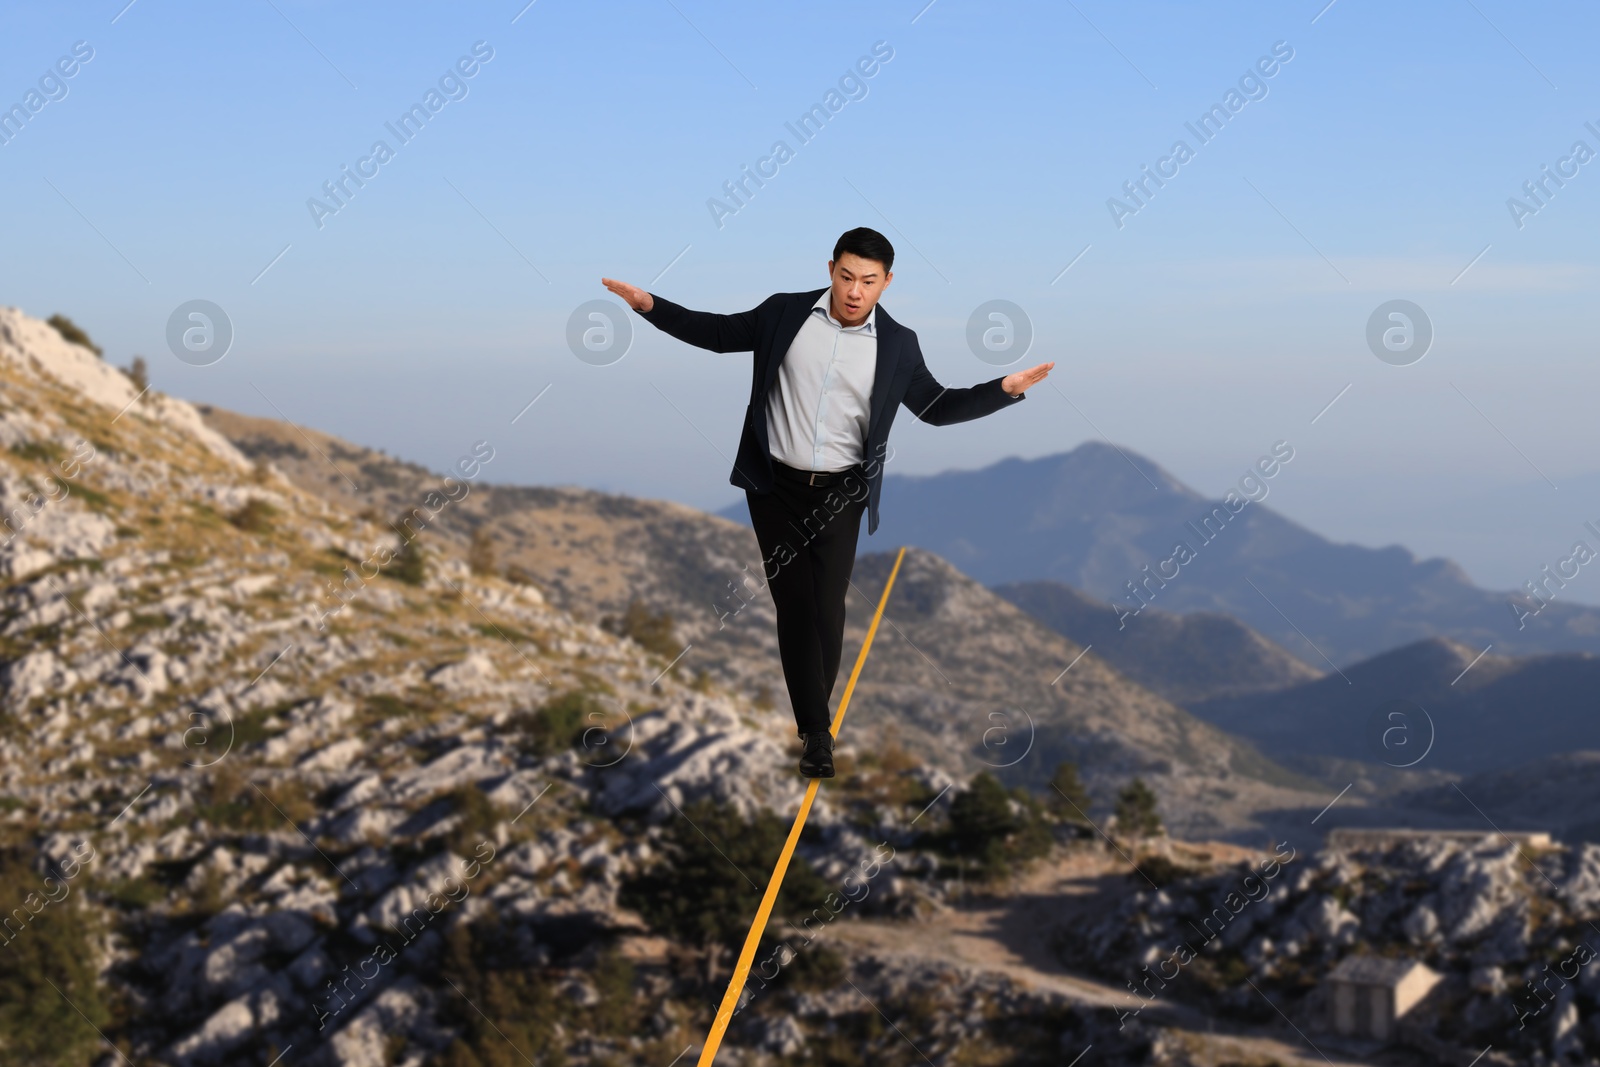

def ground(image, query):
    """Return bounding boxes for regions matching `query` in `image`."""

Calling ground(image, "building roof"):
[1326,828,1553,850]
[1327,955,1432,987]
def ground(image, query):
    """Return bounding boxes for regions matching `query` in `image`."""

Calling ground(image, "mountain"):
[1,305,1167,1064]
[1399,751,1600,843]
[200,407,1330,841]
[716,443,1600,665]
[15,300,1600,1064]
[1186,636,1600,774]
[991,579,1322,705]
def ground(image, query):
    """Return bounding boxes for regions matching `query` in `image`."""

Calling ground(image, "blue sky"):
[3,0,1598,601]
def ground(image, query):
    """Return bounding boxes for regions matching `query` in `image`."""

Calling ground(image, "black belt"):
[771,460,863,487]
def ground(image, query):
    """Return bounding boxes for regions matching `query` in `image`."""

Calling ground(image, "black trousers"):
[745,460,870,738]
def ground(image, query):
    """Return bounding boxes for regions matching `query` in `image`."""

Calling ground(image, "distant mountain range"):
[1399,751,1600,843]
[201,406,1331,840]
[990,580,1322,706]
[717,443,1600,665]
[1187,636,1600,775]
[208,401,1597,821]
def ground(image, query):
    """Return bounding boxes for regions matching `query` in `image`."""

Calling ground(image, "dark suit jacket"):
[639,286,1024,535]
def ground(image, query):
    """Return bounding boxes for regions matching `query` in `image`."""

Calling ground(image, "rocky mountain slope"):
[732,443,1600,665]
[0,304,1362,1067]
[16,302,1600,1066]
[992,578,1323,705]
[199,404,1335,843]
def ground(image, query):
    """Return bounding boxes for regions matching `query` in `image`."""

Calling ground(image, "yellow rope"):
[694,545,908,1066]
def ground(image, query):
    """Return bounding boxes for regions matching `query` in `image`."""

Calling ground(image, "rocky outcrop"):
[1066,835,1600,1064]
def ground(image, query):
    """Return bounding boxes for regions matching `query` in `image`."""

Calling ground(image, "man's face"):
[827,252,891,328]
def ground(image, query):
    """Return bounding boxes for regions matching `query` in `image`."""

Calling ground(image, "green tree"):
[1047,761,1092,826]
[386,538,428,585]
[0,852,112,1067]
[438,911,569,1067]
[123,356,149,392]
[619,798,831,986]
[948,772,1019,879]
[46,314,101,357]
[1114,777,1163,839]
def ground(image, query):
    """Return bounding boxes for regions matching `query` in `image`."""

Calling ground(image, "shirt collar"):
[812,290,875,333]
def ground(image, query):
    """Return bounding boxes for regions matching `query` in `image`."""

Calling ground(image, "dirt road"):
[828,845,1384,1067]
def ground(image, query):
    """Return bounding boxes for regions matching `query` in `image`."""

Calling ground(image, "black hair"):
[832,227,894,273]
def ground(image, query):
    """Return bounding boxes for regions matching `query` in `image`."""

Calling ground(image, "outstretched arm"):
[601,277,765,353]
[902,333,1054,425]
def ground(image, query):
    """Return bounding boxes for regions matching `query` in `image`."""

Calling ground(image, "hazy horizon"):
[5,0,1597,605]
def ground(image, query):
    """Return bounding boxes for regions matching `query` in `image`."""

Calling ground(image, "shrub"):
[619,798,832,983]
[195,766,313,832]
[365,694,424,720]
[8,441,64,464]
[783,940,847,992]
[446,787,500,856]
[46,314,101,357]
[588,946,639,1036]
[468,527,497,577]
[1137,854,1200,887]
[600,599,678,658]
[438,911,569,1067]
[227,499,277,533]
[0,850,112,1067]
[513,690,600,759]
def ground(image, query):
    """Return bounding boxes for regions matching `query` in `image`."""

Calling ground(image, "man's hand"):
[601,278,653,313]
[1002,361,1055,396]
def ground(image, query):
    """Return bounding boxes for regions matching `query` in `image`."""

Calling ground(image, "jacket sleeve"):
[900,331,1025,426]
[638,292,775,353]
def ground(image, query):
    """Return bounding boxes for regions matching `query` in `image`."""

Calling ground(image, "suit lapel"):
[761,289,827,402]
[867,303,901,435]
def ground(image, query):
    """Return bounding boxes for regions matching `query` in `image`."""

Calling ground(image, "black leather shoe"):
[798,732,835,778]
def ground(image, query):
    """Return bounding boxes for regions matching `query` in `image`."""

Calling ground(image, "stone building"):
[1324,955,1442,1042]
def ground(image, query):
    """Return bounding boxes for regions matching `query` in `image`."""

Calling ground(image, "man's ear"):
[826,259,835,279]
[882,270,893,290]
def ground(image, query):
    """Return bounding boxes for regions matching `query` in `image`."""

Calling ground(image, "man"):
[602,227,1053,778]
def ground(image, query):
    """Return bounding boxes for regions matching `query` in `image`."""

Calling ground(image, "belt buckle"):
[808,471,819,486]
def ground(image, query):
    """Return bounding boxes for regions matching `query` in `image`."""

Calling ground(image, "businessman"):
[603,227,1053,778]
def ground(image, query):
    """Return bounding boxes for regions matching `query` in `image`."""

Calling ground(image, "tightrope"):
[695,545,908,1065]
